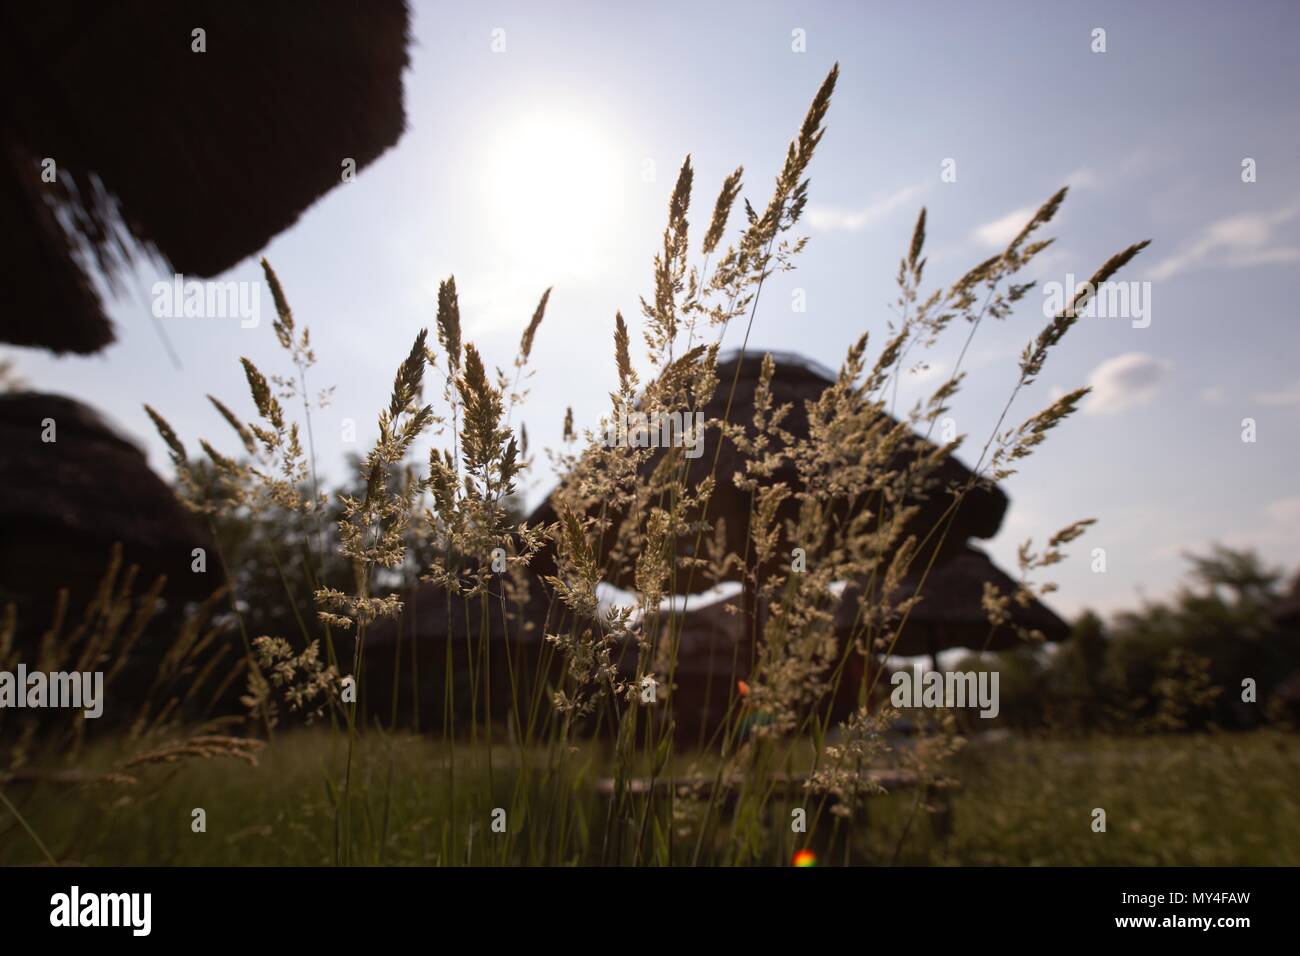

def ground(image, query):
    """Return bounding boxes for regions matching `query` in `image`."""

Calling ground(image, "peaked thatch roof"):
[527,349,1008,591]
[1,0,411,354]
[0,392,220,617]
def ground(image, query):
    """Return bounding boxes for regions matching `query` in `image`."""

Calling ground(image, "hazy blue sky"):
[9,0,1300,618]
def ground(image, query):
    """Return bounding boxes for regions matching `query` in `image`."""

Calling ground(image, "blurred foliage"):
[953,546,1300,734]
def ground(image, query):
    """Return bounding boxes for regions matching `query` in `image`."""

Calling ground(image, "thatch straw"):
[0,0,411,354]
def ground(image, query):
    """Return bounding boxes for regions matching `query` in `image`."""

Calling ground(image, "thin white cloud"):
[1266,496,1300,527]
[1253,379,1300,407]
[970,147,1153,252]
[1062,167,1100,190]
[1216,496,1300,558]
[1149,201,1300,280]
[1148,497,1300,570]
[808,183,926,232]
[972,205,1035,248]
[1085,352,1172,415]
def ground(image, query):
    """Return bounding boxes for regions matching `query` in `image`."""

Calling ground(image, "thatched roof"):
[527,349,1008,591]
[2,0,410,354]
[0,392,220,617]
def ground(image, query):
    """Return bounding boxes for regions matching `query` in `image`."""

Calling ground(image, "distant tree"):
[1105,547,1288,730]
[964,548,1298,734]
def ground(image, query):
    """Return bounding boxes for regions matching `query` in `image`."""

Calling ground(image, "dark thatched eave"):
[835,544,1071,655]
[1,0,411,355]
[649,543,1069,673]
[1,141,116,354]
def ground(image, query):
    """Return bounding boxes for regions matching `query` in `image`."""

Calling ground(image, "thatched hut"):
[523,351,1055,642]
[365,350,1067,738]
[0,391,222,643]
[1,0,411,354]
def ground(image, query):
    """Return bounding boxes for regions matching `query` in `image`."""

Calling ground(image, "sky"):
[7,0,1300,620]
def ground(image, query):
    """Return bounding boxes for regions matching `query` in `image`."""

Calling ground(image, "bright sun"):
[481,111,625,280]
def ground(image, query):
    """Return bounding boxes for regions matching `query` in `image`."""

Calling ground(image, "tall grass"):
[3,65,1158,866]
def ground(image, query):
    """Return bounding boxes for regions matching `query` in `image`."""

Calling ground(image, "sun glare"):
[481,111,626,279]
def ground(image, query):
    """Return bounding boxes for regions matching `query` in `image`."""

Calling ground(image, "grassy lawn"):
[899,731,1300,865]
[3,730,1297,866]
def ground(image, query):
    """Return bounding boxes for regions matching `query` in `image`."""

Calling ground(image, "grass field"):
[2,68,1285,871]
[3,730,1296,866]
